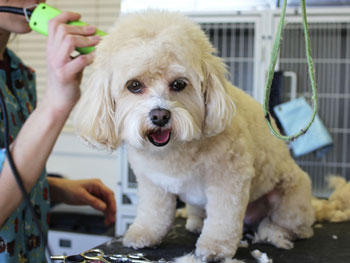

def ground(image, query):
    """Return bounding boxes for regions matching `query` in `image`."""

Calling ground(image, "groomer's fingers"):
[53,35,99,76]
[63,52,95,76]
[100,188,116,225]
[104,212,115,226]
[87,180,116,226]
[81,190,107,212]
[104,207,116,226]
[55,24,97,41]
[48,12,81,34]
[47,12,83,61]
[89,179,116,215]
[59,34,101,55]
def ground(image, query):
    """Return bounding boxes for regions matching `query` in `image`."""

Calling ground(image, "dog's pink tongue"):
[150,129,171,143]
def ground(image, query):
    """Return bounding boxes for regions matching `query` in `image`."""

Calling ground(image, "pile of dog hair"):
[312,176,350,222]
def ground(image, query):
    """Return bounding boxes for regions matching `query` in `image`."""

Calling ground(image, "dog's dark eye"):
[127,80,144,94]
[170,79,187,92]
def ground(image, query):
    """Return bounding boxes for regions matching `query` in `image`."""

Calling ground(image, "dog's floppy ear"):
[74,70,121,150]
[202,55,235,136]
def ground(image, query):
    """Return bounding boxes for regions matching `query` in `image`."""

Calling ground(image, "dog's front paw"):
[195,236,236,261]
[123,224,162,249]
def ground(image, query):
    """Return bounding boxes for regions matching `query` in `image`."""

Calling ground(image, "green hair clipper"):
[29,3,106,54]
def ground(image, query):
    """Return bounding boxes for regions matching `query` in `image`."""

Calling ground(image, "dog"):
[74,11,315,261]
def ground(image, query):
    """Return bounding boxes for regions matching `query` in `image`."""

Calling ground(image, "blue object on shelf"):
[273,97,333,157]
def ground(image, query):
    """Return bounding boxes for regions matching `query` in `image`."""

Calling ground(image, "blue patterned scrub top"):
[0,48,50,263]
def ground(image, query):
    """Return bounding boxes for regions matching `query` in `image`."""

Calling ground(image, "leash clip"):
[23,4,37,22]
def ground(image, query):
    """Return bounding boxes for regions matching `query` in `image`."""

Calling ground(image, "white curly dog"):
[75,11,315,261]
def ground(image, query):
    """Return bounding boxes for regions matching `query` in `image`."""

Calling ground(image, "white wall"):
[46,132,119,197]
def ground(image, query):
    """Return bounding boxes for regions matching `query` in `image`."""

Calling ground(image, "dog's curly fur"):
[75,11,315,261]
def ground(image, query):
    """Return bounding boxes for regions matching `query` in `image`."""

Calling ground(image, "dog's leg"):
[253,217,294,249]
[272,171,315,239]
[185,204,205,234]
[123,175,176,249]
[195,176,251,261]
[259,170,315,248]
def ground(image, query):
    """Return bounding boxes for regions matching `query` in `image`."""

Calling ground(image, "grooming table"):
[96,218,350,263]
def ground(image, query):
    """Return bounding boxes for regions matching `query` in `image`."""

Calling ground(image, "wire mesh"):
[200,22,256,96]
[200,20,350,197]
[279,22,350,197]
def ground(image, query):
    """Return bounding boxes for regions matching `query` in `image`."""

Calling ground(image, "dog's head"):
[74,11,235,151]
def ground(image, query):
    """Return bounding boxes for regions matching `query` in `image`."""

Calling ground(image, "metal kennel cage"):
[200,22,256,96]
[275,9,350,197]
[195,9,350,197]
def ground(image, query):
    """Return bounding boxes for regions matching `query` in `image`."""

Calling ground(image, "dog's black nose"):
[149,108,171,127]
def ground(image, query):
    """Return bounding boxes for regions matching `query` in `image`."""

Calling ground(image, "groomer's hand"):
[49,177,116,226]
[44,11,101,114]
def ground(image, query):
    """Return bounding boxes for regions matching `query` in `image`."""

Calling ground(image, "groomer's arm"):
[0,12,100,227]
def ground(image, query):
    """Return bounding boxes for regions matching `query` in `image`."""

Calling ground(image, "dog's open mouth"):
[147,129,171,147]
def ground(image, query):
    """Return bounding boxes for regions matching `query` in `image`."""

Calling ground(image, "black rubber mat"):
[96,218,350,263]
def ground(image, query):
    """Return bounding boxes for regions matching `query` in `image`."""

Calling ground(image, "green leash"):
[263,0,318,142]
